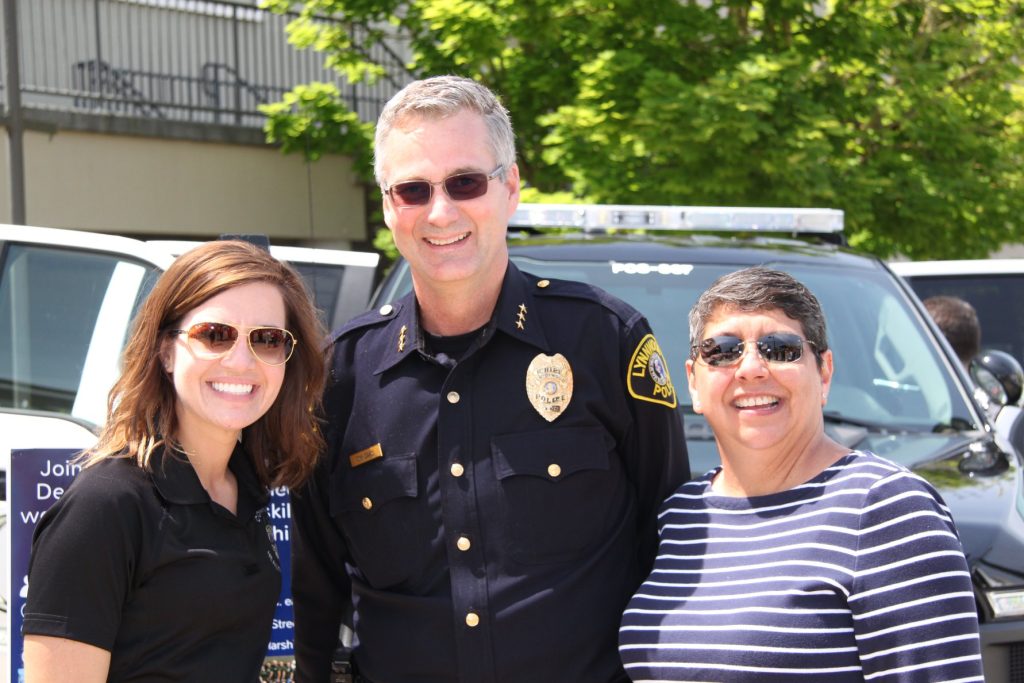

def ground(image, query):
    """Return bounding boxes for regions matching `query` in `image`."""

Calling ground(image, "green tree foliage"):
[263,0,1024,258]
[261,82,375,174]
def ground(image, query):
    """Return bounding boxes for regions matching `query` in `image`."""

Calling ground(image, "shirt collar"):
[373,262,551,374]
[492,261,550,352]
[373,293,424,374]
[150,442,268,509]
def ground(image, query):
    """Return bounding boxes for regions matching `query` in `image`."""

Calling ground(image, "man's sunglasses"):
[168,322,297,366]
[383,165,504,208]
[692,333,816,367]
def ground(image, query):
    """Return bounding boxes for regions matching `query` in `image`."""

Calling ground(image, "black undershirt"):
[423,326,486,367]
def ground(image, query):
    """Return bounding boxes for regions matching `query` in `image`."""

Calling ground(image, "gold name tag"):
[349,443,383,468]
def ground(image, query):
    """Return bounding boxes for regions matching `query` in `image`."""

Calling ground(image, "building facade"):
[1,0,411,247]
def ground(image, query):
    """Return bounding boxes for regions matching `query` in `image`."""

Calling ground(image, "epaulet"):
[529,275,642,326]
[328,301,403,345]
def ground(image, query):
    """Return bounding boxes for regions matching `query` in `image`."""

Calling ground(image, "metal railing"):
[3,0,413,128]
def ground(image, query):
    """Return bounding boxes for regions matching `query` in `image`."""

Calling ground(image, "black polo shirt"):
[24,444,280,682]
[292,262,690,683]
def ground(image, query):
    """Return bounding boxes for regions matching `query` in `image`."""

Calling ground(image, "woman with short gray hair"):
[620,266,983,681]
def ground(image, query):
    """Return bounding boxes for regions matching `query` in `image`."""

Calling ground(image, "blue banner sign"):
[9,449,294,682]
[267,485,295,655]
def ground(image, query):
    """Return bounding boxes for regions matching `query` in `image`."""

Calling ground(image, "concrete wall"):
[0,121,367,247]
[991,244,1024,259]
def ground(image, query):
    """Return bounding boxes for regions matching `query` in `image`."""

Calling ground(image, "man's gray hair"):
[374,75,516,186]
[689,266,829,368]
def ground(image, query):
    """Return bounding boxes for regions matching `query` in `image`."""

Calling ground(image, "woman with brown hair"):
[23,240,326,682]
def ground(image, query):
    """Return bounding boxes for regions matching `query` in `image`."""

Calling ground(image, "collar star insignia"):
[398,324,407,352]
[515,303,527,330]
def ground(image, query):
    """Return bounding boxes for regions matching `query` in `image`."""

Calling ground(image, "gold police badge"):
[526,353,573,422]
[627,334,677,408]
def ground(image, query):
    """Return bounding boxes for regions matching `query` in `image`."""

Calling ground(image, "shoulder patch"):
[627,334,677,408]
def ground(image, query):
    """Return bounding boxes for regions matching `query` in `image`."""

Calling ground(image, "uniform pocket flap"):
[492,427,611,480]
[330,452,418,514]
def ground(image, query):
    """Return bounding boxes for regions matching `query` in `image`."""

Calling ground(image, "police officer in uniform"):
[291,75,690,683]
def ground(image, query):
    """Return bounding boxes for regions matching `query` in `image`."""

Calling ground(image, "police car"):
[372,203,1024,683]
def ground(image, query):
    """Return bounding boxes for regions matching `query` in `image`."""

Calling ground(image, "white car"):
[890,259,1024,366]
[149,239,380,333]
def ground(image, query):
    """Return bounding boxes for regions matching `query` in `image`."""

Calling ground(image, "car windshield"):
[510,254,977,436]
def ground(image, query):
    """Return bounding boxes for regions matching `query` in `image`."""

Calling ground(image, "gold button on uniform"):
[450,463,465,477]
[379,304,393,316]
[361,497,373,510]
[465,612,480,627]
[447,391,460,404]
[547,463,562,478]
[537,280,550,288]
[456,536,471,552]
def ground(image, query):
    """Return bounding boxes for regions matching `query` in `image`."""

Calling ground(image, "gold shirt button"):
[537,279,550,288]
[361,497,373,510]
[447,391,461,404]
[456,536,471,552]
[547,463,562,478]
[465,612,480,627]
[450,463,465,477]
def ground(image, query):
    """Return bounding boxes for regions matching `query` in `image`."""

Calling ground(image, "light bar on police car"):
[509,203,844,233]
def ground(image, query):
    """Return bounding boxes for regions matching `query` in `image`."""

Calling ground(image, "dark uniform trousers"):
[292,262,690,683]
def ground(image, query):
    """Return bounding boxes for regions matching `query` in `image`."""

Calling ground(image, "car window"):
[903,273,1024,365]
[0,244,161,426]
[290,261,380,332]
[509,256,971,434]
[290,262,349,328]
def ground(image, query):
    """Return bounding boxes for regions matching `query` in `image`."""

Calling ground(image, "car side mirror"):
[970,349,1024,406]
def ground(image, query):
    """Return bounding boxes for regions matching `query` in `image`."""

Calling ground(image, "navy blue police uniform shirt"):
[24,444,281,682]
[291,262,690,683]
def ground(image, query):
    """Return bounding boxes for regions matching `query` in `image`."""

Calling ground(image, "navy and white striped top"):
[619,451,984,682]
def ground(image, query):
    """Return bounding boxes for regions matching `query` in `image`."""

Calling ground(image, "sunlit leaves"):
[260,82,374,174]
[264,0,1024,258]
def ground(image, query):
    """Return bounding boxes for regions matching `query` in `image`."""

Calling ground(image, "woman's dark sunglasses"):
[383,165,504,207]
[169,322,296,366]
[692,333,816,367]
